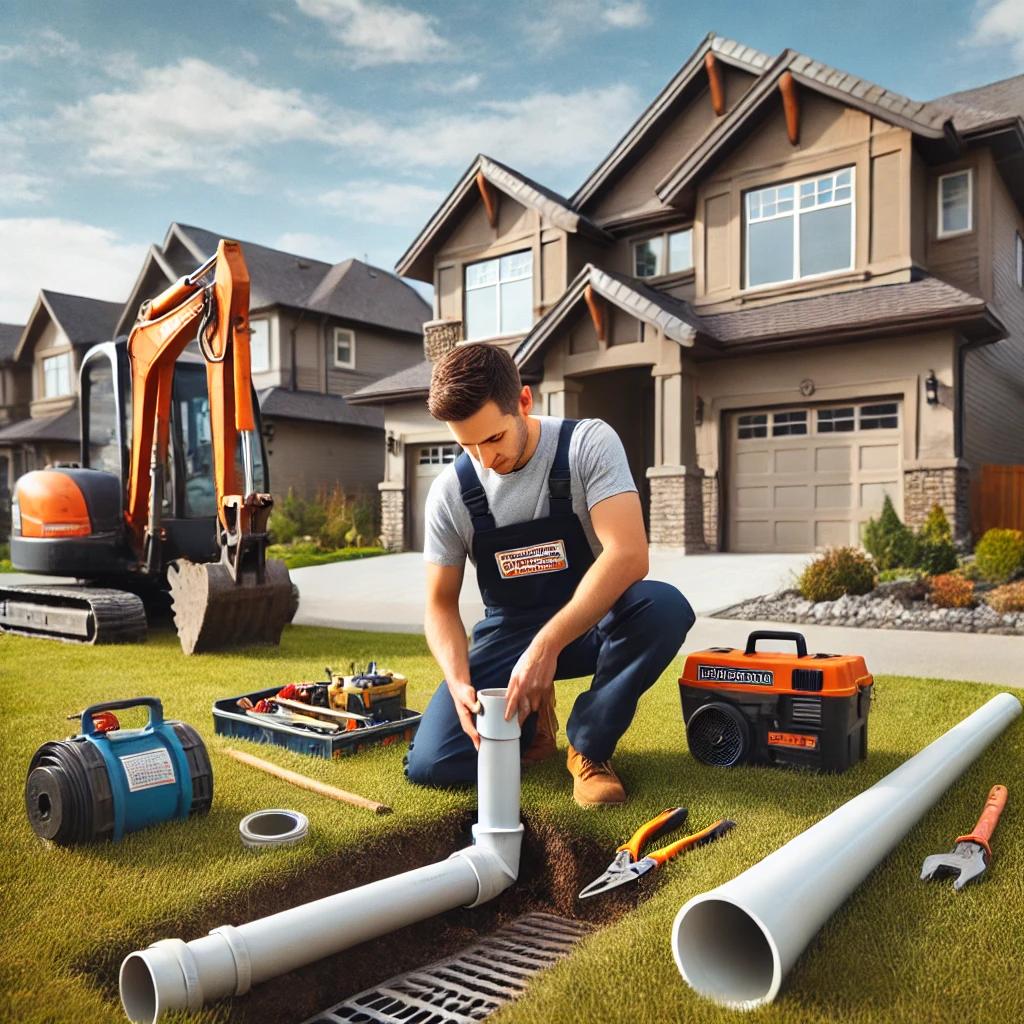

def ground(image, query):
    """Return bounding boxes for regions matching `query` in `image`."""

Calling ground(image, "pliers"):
[578,807,736,900]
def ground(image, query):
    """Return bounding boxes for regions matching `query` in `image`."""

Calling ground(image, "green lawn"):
[266,544,387,570]
[1,625,1021,1024]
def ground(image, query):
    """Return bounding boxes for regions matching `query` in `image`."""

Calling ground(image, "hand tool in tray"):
[921,784,1008,890]
[578,807,736,899]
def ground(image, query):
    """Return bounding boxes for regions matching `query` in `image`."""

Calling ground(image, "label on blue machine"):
[119,748,177,792]
[698,664,774,686]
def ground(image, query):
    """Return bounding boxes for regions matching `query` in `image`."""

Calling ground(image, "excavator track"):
[0,585,147,645]
[168,557,293,655]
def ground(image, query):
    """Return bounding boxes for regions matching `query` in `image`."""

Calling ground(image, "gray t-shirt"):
[423,416,638,567]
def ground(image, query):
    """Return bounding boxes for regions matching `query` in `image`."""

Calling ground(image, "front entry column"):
[647,365,706,551]
[539,378,582,418]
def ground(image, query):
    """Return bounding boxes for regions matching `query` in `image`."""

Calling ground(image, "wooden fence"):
[973,464,1024,538]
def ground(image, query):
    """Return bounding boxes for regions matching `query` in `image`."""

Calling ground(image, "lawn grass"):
[266,543,387,570]
[1,624,1021,1024]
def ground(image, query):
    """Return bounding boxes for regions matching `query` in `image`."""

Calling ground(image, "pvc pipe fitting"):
[239,809,309,849]
[671,691,1021,1009]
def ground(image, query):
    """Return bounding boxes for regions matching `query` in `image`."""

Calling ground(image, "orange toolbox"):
[679,630,873,773]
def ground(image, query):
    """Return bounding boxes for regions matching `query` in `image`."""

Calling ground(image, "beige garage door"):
[410,443,461,551]
[727,400,902,553]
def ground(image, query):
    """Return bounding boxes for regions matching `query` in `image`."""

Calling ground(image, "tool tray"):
[212,686,421,759]
[678,630,873,773]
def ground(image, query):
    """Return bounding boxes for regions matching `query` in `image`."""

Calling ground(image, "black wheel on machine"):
[686,701,750,767]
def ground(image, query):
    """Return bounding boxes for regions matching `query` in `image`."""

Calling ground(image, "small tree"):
[863,495,916,570]
[915,504,958,575]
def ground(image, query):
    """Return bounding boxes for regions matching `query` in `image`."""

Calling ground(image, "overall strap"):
[548,419,577,516]
[455,451,496,532]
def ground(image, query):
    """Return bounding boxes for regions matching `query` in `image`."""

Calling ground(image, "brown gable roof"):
[15,292,123,362]
[0,323,24,363]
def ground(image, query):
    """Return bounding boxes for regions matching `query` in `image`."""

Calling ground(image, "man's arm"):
[424,561,482,748]
[503,490,649,722]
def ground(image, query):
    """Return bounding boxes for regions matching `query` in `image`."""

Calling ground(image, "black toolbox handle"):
[744,631,808,658]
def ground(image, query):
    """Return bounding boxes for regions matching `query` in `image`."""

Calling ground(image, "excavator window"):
[85,359,121,478]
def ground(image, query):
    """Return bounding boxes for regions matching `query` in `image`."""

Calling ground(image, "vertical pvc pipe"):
[671,691,1021,1010]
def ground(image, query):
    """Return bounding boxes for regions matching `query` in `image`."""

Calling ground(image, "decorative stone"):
[423,319,462,362]
[379,486,405,552]
[647,468,707,552]
[903,465,970,547]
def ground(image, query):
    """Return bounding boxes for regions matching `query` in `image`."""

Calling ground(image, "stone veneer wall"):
[423,319,462,362]
[380,487,405,552]
[648,470,707,551]
[903,465,971,547]
[701,473,720,552]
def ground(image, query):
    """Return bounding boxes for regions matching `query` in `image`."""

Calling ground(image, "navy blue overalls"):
[405,419,695,787]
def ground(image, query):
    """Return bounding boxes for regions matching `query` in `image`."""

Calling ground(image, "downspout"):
[671,691,1021,1010]
[119,688,522,1023]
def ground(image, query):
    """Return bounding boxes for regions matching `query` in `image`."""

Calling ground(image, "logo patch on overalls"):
[495,540,569,579]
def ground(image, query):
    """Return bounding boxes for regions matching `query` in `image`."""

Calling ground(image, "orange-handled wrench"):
[954,784,1007,859]
[921,785,1008,890]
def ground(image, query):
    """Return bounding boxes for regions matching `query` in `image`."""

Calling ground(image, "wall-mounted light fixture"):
[695,396,704,427]
[386,431,402,456]
[925,370,939,406]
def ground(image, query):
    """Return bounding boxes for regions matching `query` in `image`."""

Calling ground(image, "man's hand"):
[448,679,482,750]
[504,639,559,724]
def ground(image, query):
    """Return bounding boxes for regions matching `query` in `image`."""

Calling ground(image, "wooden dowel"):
[223,747,392,815]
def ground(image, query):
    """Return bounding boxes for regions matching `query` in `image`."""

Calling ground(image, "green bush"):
[268,487,379,550]
[798,546,877,602]
[974,528,1024,584]
[878,567,926,583]
[863,496,917,570]
[915,504,958,575]
[268,489,327,545]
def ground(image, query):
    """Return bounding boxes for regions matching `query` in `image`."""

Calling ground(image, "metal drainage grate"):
[304,912,595,1024]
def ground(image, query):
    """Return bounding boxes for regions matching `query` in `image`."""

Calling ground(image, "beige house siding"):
[961,168,1024,470]
[925,150,986,298]
[29,320,78,419]
[0,364,30,424]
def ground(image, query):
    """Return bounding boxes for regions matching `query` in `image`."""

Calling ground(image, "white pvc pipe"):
[120,689,522,1023]
[672,691,1020,1011]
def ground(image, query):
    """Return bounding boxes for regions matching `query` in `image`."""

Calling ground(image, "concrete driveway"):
[290,550,811,632]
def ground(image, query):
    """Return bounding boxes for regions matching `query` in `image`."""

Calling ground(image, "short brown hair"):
[428,343,522,421]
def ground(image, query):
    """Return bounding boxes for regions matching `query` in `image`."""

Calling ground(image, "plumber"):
[405,342,695,806]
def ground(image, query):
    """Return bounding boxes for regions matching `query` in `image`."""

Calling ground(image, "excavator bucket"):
[167,556,294,655]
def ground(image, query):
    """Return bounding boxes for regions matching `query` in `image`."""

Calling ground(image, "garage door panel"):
[728,402,902,553]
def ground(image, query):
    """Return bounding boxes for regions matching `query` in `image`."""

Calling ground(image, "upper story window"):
[250,319,270,373]
[42,352,72,398]
[745,167,854,288]
[333,327,355,369]
[464,250,533,340]
[938,170,972,238]
[633,228,693,278]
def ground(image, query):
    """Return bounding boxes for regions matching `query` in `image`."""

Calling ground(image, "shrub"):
[928,573,975,608]
[986,580,1024,614]
[914,504,958,575]
[798,546,877,602]
[863,496,917,570]
[877,567,926,583]
[268,489,327,545]
[974,528,1024,584]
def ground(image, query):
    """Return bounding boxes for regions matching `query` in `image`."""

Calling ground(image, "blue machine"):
[25,697,213,844]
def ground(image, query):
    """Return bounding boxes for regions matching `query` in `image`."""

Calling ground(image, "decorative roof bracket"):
[704,52,726,116]
[779,71,800,145]
[583,284,607,343]
[475,171,499,228]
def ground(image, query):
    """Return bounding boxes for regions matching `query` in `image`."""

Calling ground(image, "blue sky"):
[1,0,1022,322]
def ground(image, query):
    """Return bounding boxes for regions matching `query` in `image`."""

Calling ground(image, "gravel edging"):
[715,586,1024,635]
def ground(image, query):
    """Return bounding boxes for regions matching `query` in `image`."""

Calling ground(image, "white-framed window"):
[772,410,807,437]
[249,318,270,373]
[737,402,898,440]
[633,228,693,278]
[736,413,768,439]
[745,167,855,288]
[333,327,355,369]
[42,352,72,398]
[817,406,855,433]
[1015,232,1023,288]
[418,444,459,466]
[937,170,972,238]
[859,401,899,430]
[464,250,533,340]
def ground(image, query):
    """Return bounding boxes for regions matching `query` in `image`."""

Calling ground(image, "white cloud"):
[0,122,47,205]
[315,181,445,224]
[0,29,82,64]
[0,219,146,323]
[603,2,650,28]
[57,58,336,187]
[521,0,651,53]
[969,0,1024,61]
[295,0,450,66]
[274,231,345,262]
[422,72,483,95]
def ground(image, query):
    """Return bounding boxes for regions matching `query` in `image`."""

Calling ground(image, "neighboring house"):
[0,322,29,499]
[0,293,122,488]
[116,223,430,503]
[349,34,1024,554]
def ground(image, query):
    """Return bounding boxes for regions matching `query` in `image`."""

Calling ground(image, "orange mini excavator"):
[1,240,294,654]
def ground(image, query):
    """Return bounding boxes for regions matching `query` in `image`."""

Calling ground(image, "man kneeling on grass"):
[404,343,695,807]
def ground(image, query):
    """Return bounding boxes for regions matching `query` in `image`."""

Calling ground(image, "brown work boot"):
[567,744,627,807]
[521,689,558,767]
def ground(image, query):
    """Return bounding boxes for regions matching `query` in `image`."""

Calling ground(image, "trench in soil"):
[77,809,646,1023]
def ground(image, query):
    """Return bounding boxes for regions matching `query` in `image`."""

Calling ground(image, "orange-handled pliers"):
[578,807,736,900]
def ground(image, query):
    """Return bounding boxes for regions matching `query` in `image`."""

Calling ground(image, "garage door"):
[727,400,902,553]
[410,443,461,551]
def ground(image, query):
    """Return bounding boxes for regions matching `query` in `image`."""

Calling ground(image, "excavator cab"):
[3,241,294,653]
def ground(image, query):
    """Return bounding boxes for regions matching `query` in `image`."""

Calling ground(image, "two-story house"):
[349,34,1024,554]
[0,292,122,490]
[0,321,29,499]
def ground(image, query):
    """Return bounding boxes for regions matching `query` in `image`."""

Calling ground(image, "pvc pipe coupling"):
[239,809,309,849]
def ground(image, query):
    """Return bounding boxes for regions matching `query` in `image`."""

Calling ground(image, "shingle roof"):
[0,404,79,444]
[346,359,434,404]
[932,74,1024,130]
[39,292,122,349]
[257,387,384,429]
[0,323,23,363]
[699,277,998,346]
